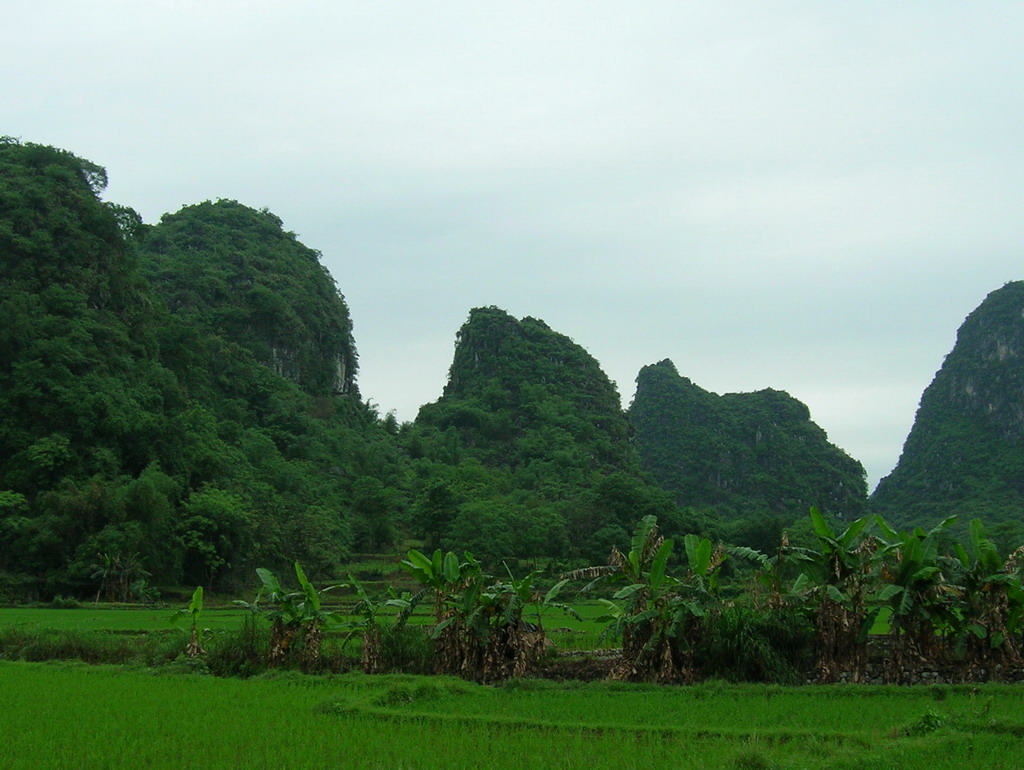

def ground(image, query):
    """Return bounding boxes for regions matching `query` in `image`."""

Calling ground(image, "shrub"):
[376,623,434,674]
[697,606,814,684]
[48,595,82,609]
[204,615,269,677]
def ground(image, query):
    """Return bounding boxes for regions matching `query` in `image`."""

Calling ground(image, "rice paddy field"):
[3,661,1024,769]
[0,606,252,632]
[0,601,615,648]
[2,605,1023,768]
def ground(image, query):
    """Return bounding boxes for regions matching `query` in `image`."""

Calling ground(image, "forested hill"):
[418,306,631,469]
[629,359,868,522]
[17,138,1024,600]
[0,139,405,596]
[405,307,702,562]
[872,281,1024,528]
[138,200,358,397]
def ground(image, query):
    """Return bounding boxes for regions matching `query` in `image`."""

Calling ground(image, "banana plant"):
[237,562,344,670]
[948,519,1024,673]
[471,568,581,680]
[792,507,879,683]
[583,517,721,683]
[170,585,206,658]
[347,575,413,674]
[513,570,580,632]
[730,530,815,609]
[401,548,577,681]
[400,548,487,677]
[293,561,345,671]
[874,516,959,681]
[400,548,480,622]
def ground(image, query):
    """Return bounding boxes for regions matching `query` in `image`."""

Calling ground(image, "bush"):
[204,615,269,677]
[697,606,813,684]
[376,623,434,674]
[48,595,82,609]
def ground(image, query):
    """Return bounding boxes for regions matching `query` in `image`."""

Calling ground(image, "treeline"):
[4,137,1024,603]
[0,137,783,604]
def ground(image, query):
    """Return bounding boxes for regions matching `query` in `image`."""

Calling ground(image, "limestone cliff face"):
[139,200,358,397]
[630,359,867,520]
[872,282,1024,526]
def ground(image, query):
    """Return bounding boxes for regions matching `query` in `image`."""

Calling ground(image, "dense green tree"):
[411,308,701,563]
[138,200,357,397]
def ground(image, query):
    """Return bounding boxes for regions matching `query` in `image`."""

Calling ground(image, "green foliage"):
[873,281,1024,529]
[572,515,727,683]
[236,562,346,671]
[697,605,813,684]
[410,308,699,561]
[170,585,206,657]
[138,200,357,397]
[399,547,568,681]
[630,359,868,524]
[0,139,407,594]
[201,613,269,677]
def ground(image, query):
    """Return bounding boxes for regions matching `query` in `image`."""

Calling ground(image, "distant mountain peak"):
[630,359,866,519]
[872,280,1024,525]
[140,200,358,397]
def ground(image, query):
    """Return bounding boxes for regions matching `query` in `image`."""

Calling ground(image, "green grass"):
[0,606,251,632]
[3,661,1023,769]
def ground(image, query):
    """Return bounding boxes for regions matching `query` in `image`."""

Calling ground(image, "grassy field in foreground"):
[3,661,1024,769]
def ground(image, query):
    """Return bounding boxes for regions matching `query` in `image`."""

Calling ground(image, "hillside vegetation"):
[630,359,867,548]
[873,281,1024,532]
[4,138,1024,600]
[0,139,403,596]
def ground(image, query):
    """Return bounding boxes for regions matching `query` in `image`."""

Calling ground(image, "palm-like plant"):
[91,552,149,604]
[401,548,574,681]
[573,516,724,683]
[948,519,1024,678]
[874,516,959,683]
[401,548,486,678]
[792,508,879,683]
[170,585,206,657]
[348,575,413,674]
[472,569,576,681]
[732,530,814,611]
[238,562,344,671]
[400,548,478,622]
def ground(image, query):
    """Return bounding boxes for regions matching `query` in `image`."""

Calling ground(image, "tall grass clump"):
[203,615,270,677]
[698,606,814,684]
[374,622,434,674]
[0,627,159,665]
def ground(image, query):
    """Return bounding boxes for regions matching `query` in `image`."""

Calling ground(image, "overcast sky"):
[5,2,1024,491]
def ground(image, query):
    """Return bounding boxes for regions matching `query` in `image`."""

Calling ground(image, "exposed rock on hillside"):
[139,200,358,396]
[872,281,1024,526]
